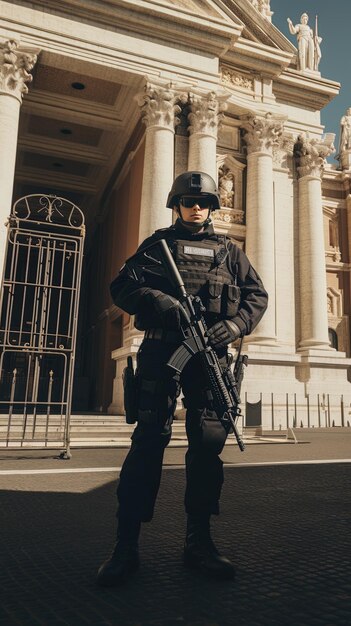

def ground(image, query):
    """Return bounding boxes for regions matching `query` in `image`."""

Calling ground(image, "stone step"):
[0,414,292,448]
[0,416,187,435]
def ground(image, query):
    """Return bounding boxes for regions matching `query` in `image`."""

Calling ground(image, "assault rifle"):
[126,238,247,451]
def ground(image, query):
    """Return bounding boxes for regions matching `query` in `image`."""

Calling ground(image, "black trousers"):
[117,339,228,522]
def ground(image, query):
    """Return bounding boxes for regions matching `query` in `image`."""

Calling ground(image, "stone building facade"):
[1,0,351,429]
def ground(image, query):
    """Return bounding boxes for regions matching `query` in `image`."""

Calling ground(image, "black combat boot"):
[183,513,235,580]
[96,518,141,587]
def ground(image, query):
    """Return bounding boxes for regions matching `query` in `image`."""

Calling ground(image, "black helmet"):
[166,171,221,210]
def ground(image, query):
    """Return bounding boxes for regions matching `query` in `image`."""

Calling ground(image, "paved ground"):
[0,432,350,625]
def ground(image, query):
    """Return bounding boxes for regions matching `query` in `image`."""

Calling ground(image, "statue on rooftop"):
[249,0,273,21]
[287,13,322,72]
[338,108,351,170]
[339,109,351,152]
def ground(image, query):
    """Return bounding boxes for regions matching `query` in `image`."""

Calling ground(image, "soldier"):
[97,171,268,587]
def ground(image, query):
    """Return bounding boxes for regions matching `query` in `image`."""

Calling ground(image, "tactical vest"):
[173,238,240,320]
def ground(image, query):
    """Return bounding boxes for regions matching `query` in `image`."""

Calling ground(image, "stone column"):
[294,134,335,351]
[272,135,296,351]
[137,81,181,243]
[242,113,284,344]
[188,91,228,181]
[109,83,181,414]
[0,39,38,278]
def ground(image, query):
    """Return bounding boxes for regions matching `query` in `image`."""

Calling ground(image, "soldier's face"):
[178,197,210,223]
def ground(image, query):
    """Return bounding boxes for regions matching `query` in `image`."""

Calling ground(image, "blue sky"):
[271,0,350,161]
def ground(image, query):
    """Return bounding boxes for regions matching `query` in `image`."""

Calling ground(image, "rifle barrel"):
[159,239,187,299]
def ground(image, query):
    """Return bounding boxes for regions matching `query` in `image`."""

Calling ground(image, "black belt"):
[144,329,183,343]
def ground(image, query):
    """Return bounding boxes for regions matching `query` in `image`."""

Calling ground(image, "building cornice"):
[222,37,293,76]
[6,0,243,57]
[274,69,340,111]
[218,0,295,52]
[326,261,351,273]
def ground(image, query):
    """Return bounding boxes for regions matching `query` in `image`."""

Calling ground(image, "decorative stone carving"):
[326,213,341,263]
[0,39,38,101]
[326,249,342,264]
[249,0,273,21]
[242,113,284,155]
[272,134,295,169]
[175,99,191,137]
[188,91,228,139]
[287,13,322,72]
[272,147,286,169]
[213,209,244,225]
[218,165,235,209]
[220,65,253,91]
[327,287,343,318]
[293,134,335,179]
[217,153,246,212]
[137,82,181,130]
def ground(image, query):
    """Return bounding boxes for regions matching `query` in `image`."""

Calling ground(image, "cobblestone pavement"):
[1,433,351,626]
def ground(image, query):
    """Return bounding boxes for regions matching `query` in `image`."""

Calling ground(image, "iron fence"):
[244,391,350,432]
[0,195,85,457]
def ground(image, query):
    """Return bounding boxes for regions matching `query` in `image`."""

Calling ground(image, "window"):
[328,328,338,350]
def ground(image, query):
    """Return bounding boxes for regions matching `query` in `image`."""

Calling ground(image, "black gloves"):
[206,320,241,349]
[147,290,182,329]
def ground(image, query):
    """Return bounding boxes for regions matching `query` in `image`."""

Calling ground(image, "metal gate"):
[0,195,85,457]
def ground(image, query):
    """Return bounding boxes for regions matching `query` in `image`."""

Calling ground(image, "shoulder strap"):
[155,225,176,235]
[213,235,230,267]
[216,234,227,245]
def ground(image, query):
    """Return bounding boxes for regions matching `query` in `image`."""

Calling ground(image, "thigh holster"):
[186,402,229,456]
[199,408,228,455]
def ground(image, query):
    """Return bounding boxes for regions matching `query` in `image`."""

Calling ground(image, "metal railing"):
[0,195,85,457]
[244,391,351,431]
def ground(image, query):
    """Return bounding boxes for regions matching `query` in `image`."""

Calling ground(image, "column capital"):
[242,113,284,155]
[294,134,335,179]
[136,81,182,131]
[272,132,295,169]
[188,91,228,139]
[0,39,39,102]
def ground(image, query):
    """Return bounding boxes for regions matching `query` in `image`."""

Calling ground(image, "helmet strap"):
[177,208,212,233]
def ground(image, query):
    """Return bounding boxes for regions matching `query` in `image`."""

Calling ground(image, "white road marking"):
[0,458,350,475]
[224,459,351,468]
[0,467,121,475]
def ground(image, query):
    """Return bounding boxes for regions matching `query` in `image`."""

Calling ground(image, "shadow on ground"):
[1,464,350,625]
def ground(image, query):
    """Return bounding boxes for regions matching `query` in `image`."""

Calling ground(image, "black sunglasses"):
[180,196,211,209]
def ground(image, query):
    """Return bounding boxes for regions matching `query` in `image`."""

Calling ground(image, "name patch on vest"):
[183,246,214,258]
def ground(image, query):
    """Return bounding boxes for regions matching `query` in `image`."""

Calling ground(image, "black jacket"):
[110,219,268,336]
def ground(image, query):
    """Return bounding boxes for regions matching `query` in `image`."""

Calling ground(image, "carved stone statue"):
[218,166,235,209]
[249,0,272,21]
[339,108,351,152]
[287,13,320,72]
[338,108,351,170]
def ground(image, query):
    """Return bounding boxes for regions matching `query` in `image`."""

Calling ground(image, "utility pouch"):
[200,408,229,455]
[207,281,223,315]
[122,356,139,424]
[224,284,241,317]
